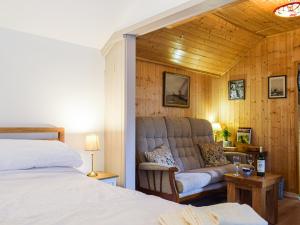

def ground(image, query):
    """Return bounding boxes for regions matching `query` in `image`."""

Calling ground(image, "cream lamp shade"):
[85,134,100,151]
[212,122,222,132]
[85,134,99,177]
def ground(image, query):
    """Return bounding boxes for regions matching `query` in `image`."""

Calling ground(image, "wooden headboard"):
[0,127,65,142]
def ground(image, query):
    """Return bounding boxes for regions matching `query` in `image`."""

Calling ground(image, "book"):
[237,127,252,144]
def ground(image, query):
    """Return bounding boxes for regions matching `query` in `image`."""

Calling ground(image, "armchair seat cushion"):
[175,172,211,193]
[186,164,236,184]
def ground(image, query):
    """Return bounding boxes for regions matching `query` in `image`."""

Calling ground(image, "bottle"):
[257,146,265,177]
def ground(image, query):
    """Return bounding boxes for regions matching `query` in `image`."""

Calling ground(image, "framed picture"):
[163,72,190,108]
[297,66,300,92]
[268,75,287,99]
[237,127,252,144]
[228,79,245,100]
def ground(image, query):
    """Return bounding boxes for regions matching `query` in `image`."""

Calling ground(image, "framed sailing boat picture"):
[163,72,190,108]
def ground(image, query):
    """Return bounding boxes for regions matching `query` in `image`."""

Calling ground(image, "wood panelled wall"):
[212,29,300,193]
[136,28,300,193]
[136,59,217,118]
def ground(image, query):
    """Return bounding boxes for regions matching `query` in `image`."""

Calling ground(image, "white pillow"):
[0,139,83,171]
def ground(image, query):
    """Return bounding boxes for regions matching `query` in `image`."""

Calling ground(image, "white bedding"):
[0,168,181,225]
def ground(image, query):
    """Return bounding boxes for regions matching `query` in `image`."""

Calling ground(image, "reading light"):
[212,122,222,142]
[212,122,222,132]
[85,134,100,177]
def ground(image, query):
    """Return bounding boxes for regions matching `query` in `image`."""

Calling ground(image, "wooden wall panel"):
[136,28,300,193]
[212,29,300,193]
[136,59,216,119]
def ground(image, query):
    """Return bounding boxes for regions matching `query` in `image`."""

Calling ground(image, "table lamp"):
[212,122,222,142]
[85,134,100,177]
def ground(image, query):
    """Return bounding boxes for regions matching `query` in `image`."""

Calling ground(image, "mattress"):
[0,167,181,225]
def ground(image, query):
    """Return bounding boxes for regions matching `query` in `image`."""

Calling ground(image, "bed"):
[0,127,267,225]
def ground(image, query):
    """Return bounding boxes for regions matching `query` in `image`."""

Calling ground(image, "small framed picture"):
[237,127,252,144]
[297,67,300,92]
[163,72,190,108]
[228,79,245,100]
[268,75,287,99]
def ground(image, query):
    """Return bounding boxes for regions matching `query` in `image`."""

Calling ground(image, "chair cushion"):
[144,145,180,171]
[165,117,201,172]
[199,143,230,167]
[186,164,236,184]
[179,182,227,198]
[175,172,211,193]
[136,117,170,163]
[188,118,214,145]
[188,118,214,167]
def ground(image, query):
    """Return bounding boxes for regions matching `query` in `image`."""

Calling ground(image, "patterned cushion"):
[198,143,230,167]
[144,145,179,170]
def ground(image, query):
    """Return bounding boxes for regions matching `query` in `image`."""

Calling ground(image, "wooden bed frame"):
[0,127,65,142]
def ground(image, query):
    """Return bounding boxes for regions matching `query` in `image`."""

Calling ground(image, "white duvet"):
[0,168,181,225]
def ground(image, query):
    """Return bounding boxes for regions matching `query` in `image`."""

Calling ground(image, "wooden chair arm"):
[137,162,179,202]
[139,162,178,172]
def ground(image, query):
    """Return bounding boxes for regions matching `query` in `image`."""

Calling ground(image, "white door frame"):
[124,34,136,189]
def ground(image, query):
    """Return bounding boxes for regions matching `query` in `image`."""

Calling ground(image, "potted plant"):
[220,127,232,147]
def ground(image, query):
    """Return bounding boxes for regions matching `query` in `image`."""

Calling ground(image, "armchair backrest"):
[136,116,214,171]
[188,118,214,167]
[136,117,170,163]
[188,118,214,145]
[165,117,201,171]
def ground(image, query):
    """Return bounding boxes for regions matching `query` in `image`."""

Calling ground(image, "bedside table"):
[92,172,118,186]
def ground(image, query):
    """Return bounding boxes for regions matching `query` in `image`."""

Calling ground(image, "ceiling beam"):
[166,0,249,29]
[137,57,222,78]
[212,12,266,38]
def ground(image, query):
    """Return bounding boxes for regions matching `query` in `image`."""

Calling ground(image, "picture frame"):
[228,79,245,100]
[268,75,287,99]
[237,127,252,144]
[163,72,190,108]
[297,67,300,92]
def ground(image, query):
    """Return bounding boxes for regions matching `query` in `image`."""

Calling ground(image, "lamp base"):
[87,171,98,177]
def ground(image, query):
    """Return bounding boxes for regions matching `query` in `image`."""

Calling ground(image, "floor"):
[189,194,300,225]
[278,198,300,225]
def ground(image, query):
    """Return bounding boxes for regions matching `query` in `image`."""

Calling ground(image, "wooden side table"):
[224,173,282,225]
[91,171,119,186]
[223,146,238,152]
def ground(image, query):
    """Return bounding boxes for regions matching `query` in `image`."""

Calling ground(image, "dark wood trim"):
[136,166,180,202]
[0,127,65,142]
[160,171,163,193]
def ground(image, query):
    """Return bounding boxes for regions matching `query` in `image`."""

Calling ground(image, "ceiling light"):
[274,1,300,17]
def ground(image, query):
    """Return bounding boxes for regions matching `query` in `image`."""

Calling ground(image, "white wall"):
[0,27,105,171]
[104,40,125,186]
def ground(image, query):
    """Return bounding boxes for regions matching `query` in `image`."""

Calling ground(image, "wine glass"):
[247,154,254,167]
[233,156,241,176]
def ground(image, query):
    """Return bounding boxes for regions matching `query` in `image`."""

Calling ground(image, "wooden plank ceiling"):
[136,0,300,76]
